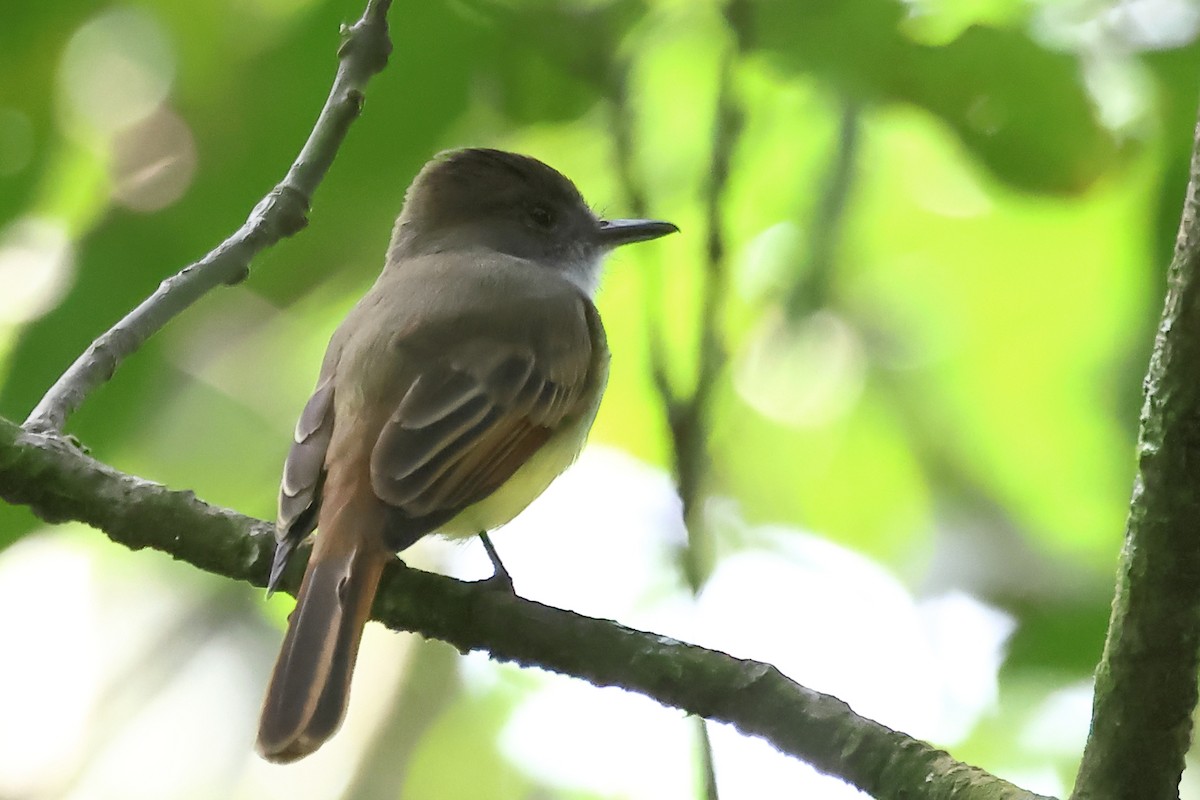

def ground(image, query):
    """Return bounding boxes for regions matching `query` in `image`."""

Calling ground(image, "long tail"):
[257,483,388,763]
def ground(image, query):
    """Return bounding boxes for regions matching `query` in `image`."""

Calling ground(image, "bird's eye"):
[528,204,556,229]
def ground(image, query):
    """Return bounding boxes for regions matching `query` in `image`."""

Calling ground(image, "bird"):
[256,147,677,762]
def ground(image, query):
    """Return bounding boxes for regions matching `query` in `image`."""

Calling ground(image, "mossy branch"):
[0,415,1048,800]
[1071,107,1200,800]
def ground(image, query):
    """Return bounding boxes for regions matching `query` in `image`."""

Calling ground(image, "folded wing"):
[370,320,595,533]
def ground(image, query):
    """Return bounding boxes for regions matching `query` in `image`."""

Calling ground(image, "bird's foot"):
[477,532,516,595]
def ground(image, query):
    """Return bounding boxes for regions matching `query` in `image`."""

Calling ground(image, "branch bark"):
[1071,109,1200,799]
[22,0,394,435]
[0,414,1048,800]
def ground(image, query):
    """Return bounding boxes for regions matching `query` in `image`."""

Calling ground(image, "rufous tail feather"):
[257,483,387,763]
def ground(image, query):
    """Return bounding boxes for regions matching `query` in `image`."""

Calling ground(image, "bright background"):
[1,0,1198,797]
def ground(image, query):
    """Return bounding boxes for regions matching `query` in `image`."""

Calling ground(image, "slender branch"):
[676,36,739,577]
[608,21,744,799]
[22,0,394,435]
[0,413,1049,800]
[611,13,742,596]
[787,95,861,316]
[609,65,677,411]
[342,639,460,798]
[1070,108,1200,799]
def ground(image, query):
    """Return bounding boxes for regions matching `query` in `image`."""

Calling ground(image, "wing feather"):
[271,375,336,592]
[422,418,549,511]
[369,296,598,524]
[381,392,493,479]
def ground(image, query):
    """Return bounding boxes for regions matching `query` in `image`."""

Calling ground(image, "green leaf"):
[748,0,1120,193]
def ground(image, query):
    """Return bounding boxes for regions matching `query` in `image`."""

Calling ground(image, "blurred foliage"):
[2,0,1200,797]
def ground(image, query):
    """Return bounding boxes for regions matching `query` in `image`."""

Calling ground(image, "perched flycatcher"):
[256,148,677,762]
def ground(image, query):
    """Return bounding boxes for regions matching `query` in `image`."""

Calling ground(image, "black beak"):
[596,218,679,247]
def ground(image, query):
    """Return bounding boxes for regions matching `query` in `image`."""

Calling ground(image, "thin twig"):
[610,65,678,411]
[664,25,742,596]
[1070,107,1200,799]
[609,15,744,798]
[0,414,1052,800]
[609,60,724,800]
[22,0,394,434]
[787,96,861,316]
[611,20,742,594]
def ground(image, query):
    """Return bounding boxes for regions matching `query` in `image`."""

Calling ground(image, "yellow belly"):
[437,411,594,538]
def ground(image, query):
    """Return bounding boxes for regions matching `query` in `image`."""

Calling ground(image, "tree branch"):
[670,34,738,589]
[1070,107,1200,799]
[608,12,747,796]
[22,0,394,435]
[0,414,1050,800]
[787,95,861,317]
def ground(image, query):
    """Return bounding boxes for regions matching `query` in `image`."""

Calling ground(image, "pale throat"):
[557,248,605,297]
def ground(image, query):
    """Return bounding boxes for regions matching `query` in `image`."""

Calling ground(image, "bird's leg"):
[477,531,515,594]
